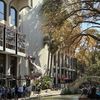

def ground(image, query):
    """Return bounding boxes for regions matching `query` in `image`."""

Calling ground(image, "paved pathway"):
[18,89,80,100]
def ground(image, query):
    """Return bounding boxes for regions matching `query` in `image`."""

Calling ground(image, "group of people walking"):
[0,85,32,99]
[80,84,100,100]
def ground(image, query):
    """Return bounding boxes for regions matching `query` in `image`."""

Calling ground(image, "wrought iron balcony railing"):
[0,23,4,47]
[17,32,26,53]
[5,27,16,50]
[0,22,26,54]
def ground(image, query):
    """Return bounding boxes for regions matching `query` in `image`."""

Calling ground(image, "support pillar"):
[55,52,58,86]
[5,54,10,87]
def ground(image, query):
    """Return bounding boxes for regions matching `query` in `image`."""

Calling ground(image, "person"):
[7,88,12,99]
[96,87,100,96]
[26,85,32,96]
[79,87,88,100]
[96,87,100,99]
[0,86,2,99]
[1,86,6,99]
[15,85,18,98]
[23,85,26,97]
[87,86,100,99]
[11,87,15,98]
[18,85,23,98]
[37,87,40,94]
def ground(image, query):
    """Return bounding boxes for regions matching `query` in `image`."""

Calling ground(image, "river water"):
[31,95,79,100]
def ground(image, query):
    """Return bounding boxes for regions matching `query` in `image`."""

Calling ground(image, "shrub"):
[40,76,52,90]
[34,76,52,90]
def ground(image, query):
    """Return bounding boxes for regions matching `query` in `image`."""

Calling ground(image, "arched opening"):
[10,7,17,26]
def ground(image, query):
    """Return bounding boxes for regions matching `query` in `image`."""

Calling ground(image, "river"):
[31,95,79,100]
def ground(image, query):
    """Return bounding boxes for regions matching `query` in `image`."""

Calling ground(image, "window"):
[0,1,6,21]
[10,7,17,26]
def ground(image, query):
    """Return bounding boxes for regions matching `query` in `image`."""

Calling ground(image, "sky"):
[0,2,4,20]
[81,21,100,32]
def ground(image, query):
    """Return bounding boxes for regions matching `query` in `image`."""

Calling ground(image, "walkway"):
[17,89,80,100]
[18,89,61,100]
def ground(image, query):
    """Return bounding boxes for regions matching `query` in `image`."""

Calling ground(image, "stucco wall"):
[20,0,49,70]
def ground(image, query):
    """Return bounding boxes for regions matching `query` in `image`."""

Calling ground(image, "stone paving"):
[18,89,61,100]
[18,89,80,100]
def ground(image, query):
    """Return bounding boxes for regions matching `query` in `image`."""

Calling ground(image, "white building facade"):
[0,0,33,87]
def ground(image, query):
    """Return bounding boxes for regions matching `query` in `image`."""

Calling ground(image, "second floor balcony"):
[0,23,26,57]
[0,23,4,50]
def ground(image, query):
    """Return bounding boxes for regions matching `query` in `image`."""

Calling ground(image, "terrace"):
[0,22,26,56]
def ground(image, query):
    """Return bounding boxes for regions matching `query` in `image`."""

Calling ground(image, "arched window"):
[0,0,6,21]
[10,7,17,26]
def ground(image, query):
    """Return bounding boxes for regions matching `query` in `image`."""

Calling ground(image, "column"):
[59,51,61,82]
[5,54,10,87]
[55,51,58,86]
[17,57,21,85]
[51,54,54,77]
[6,54,8,75]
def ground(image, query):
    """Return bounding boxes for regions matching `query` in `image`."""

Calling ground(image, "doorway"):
[10,56,17,77]
[10,56,17,87]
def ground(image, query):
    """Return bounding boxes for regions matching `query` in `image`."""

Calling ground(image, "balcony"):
[0,22,26,56]
[0,23,4,50]
[17,32,26,56]
[5,27,16,54]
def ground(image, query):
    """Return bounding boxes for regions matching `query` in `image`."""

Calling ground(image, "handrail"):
[0,22,26,53]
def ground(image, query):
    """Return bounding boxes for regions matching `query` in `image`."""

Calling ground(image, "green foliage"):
[34,76,52,90]
[34,79,41,87]
[41,0,100,67]
[41,0,64,28]
[41,0,75,54]
[42,0,62,14]
[87,61,100,76]
[86,51,100,76]
[49,40,59,54]
[40,76,52,90]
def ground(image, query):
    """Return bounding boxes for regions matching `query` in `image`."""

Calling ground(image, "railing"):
[5,27,16,50]
[17,32,26,53]
[0,22,26,54]
[0,23,4,47]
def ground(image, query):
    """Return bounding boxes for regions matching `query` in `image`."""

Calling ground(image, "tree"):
[41,0,100,76]
[41,0,100,54]
[41,0,80,76]
[58,0,100,27]
[86,51,100,76]
[59,0,100,40]
[41,0,81,54]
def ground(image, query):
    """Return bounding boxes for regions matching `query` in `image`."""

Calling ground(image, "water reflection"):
[32,95,79,100]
